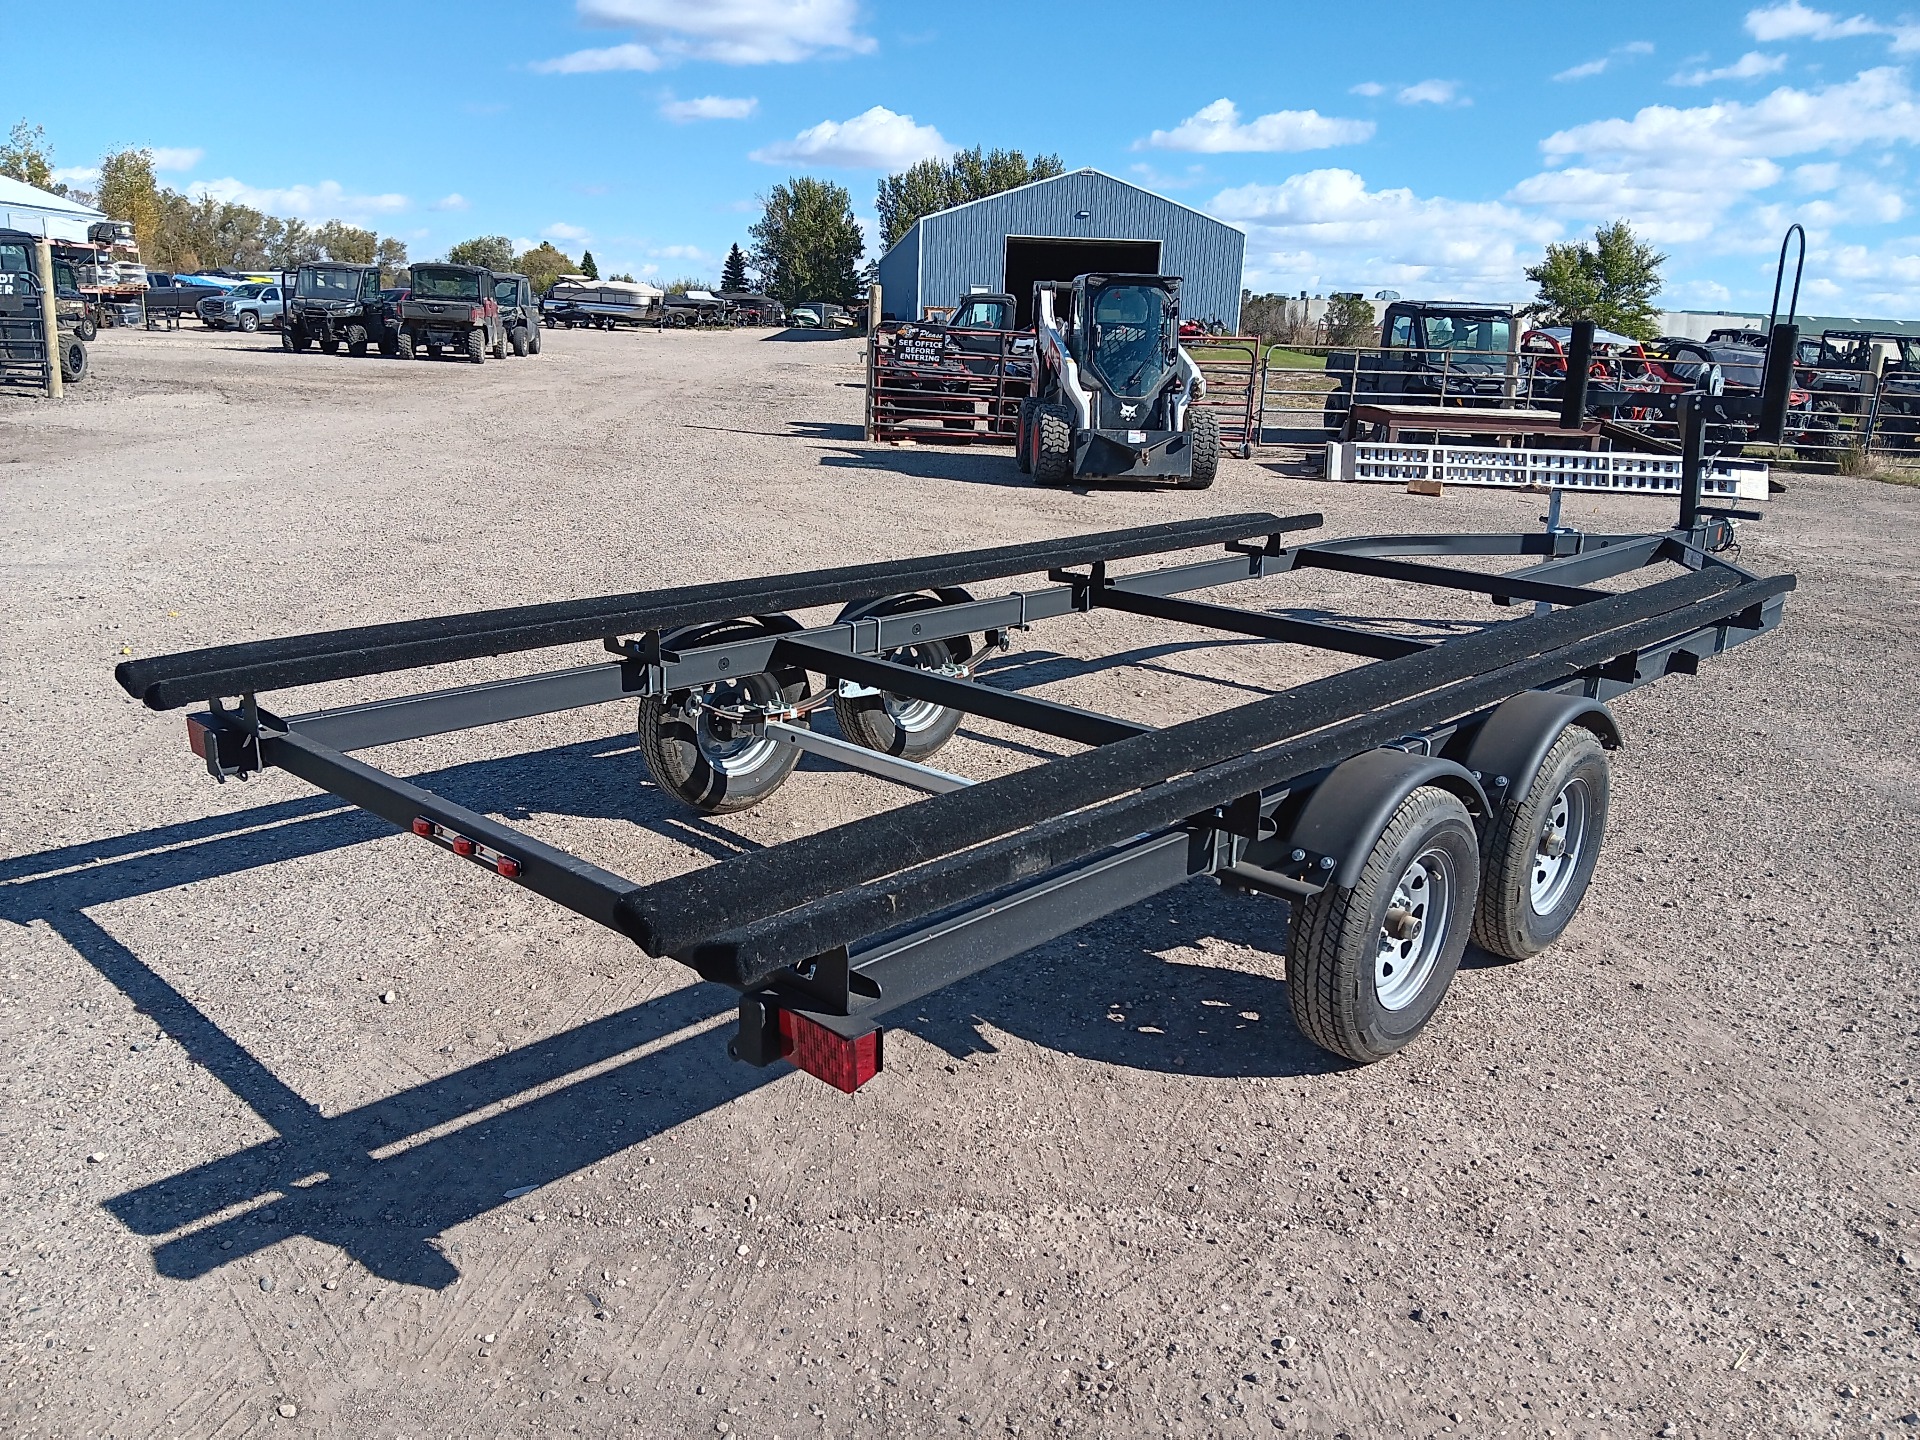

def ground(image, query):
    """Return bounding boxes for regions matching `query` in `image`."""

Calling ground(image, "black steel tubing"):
[1090,587,1431,660]
[119,512,1318,710]
[1290,549,1606,608]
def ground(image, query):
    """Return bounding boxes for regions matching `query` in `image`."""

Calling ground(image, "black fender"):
[832,588,978,661]
[1456,691,1620,813]
[1276,749,1489,890]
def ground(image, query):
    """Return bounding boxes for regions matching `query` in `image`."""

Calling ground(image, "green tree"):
[314,219,377,264]
[261,217,320,269]
[514,242,575,294]
[662,275,712,294]
[97,149,163,256]
[608,271,636,282]
[579,249,599,280]
[1525,220,1666,341]
[876,146,1065,250]
[749,177,864,305]
[1324,294,1377,347]
[374,235,408,273]
[720,242,749,292]
[1,120,55,190]
[446,235,516,271]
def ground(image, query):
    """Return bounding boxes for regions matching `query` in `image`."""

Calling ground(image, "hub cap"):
[688,679,778,776]
[880,643,951,733]
[1375,848,1454,1011]
[1529,779,1590,914]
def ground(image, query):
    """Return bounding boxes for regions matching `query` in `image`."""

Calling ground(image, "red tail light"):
[186,715,212,760]
[496,857,522,879]
[777,1011,883,1093]
[450,835,476,857]
[410,816,434,837]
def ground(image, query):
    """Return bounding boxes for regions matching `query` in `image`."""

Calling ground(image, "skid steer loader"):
[1014,274,1217,488]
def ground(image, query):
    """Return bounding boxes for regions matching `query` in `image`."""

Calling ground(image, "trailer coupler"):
[730,995,884,1094]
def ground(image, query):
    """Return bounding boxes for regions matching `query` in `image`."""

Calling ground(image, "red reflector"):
[186,716,210,760]
[410,817,434,838]
[777,1010,882,1094]
[496,856,522,879]
[450,835,476,856]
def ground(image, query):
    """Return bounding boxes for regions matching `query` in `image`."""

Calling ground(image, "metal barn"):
[876,169,1246,330]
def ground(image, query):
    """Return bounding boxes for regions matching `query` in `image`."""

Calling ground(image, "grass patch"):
[1834,444,1920,485]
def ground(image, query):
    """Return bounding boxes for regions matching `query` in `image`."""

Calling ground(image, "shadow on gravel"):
[760,328,862,343]
[2,630,1465,1289]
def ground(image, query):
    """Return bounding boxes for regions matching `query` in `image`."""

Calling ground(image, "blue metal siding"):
[902,170,1244,330]
[875,222,920,322]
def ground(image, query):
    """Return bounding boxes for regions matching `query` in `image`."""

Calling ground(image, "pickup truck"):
[197,281,285,333]
[143,273,227,327]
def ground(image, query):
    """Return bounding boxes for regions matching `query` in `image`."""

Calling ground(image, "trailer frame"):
[118,490,1792,1092]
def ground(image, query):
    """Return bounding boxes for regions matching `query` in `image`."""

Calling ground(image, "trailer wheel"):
[511,324,528,357]
[1032,402,1074,485]
[1287,785,1479,1064]
[59,337,88,385]
[346,324,369,358]
[830,594,970,762]
[467,328,486,364]
[1181,408,1220,489]
[638,621,810,815]
[1015,399,1035,473]
[1471,726,1609,960]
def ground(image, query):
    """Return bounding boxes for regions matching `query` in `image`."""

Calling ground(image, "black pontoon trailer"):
[116,456,1793,1092]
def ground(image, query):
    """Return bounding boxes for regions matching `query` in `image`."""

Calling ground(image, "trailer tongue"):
[118,496,1791,1093]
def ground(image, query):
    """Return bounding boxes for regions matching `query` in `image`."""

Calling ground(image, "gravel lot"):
[2,323,1917,1439]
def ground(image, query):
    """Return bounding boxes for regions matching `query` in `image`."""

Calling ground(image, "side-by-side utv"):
[1015,274,1218,489]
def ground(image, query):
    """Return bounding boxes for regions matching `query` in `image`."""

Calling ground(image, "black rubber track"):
[117,512,1312,709]
[627,567,1793,982]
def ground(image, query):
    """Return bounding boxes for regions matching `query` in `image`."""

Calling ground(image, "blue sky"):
[13,0,1920,314]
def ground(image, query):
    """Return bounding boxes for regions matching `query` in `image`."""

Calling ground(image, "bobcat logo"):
[1120,403,1138,419]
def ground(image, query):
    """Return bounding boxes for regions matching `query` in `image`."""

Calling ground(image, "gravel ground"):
[1,323,1917,1439]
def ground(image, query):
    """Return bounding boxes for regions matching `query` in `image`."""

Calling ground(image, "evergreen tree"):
[580,249,599,279]
[721,243,749,292]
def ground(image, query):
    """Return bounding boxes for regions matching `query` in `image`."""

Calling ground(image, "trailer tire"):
[1015,398,1035,473]
[467,328,485,364]
[1032,402,1074,485]
[511,324,528,357]
[59,337,88,385]
[1181,408,1220,489]
[638,620,810,815]
[1471,725,1609,961]
[1287,785,1479,1064]
[829,595,971,762]
[346,324,369,358]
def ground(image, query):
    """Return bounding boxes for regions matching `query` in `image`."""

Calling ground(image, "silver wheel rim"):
[686,681,779,777]
[1375,847,1454,1011]
[1529,778,1589,914]
[880,643,950,734]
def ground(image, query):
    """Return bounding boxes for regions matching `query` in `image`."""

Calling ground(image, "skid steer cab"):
[1016,274,1218,489]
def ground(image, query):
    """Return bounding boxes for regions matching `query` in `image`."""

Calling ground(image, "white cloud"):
[1398,79,1465,106]
[430,193,470,211]
[1555,39,1654,82]
[1138,99,1373,153]
[1671,51,1788,85]
[1508,158,1785,242]
[1209,168,1557,297]
[660,94,758,121]
[566,0,874,66]
[1349,81,1385,97]
[650,243,707,259]
[1745,1,1881,42]
[533,42,662,74]
[1555,58,1611,82]
[750,105,952,168]
[188,177,409,222]
[543,222,592,242]
[149,146,204,172]
[51,165,99,185]
[1792,160,1841,190]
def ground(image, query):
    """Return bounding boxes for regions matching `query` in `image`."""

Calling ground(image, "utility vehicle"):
[397,264,503,363]
[283,262,394,357]
[491,272,541,356]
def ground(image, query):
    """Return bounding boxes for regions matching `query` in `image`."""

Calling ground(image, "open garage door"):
[1004,237,1162,328]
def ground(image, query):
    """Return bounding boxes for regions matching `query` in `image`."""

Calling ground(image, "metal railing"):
[1184,336,1260,458]
[865,323,1032,445]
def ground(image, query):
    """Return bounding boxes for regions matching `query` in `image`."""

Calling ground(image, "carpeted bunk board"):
[619,566,1794,986]
[116,512,1321,711]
